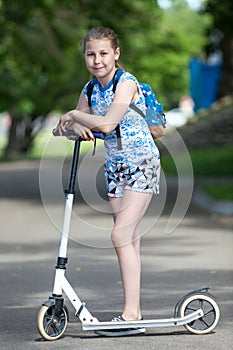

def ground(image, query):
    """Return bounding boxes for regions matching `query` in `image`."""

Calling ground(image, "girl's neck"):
[97,67,118,87]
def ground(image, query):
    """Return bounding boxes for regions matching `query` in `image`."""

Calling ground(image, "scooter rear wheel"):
[179,293,220,334]
[37,304,68,341]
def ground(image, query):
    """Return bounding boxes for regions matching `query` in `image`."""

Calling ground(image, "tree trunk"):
[218,35,233,98]
[3,114,35,158]
[3,115,18,158]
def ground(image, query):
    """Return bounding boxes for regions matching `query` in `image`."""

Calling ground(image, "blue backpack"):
[86,69,166,150]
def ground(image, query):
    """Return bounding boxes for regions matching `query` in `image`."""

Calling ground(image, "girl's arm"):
[57,80,137,136]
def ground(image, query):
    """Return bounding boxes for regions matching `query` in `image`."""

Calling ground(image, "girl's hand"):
[57,110,77,134]
[71,122,95,141]
[55,110,95,141]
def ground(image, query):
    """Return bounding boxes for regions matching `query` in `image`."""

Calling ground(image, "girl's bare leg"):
[110,190,152,320]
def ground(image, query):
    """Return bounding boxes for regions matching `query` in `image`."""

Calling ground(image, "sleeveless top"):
[83,71,160,163]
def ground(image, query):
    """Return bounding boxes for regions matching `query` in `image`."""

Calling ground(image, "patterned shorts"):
[104,157,160,197]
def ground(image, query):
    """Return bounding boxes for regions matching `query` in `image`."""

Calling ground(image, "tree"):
[0,0,86,157]
[204,0,233,97]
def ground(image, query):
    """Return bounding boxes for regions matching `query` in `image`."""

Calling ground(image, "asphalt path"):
[0,146,232,350]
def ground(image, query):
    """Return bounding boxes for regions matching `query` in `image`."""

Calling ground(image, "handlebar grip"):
[52,129,74,137]
[52,128,105,140]
[92,132,105,140]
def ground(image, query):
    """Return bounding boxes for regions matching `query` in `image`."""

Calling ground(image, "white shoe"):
[95,315,146,337]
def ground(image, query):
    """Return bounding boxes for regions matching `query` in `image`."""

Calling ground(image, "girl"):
[55,26,161,336]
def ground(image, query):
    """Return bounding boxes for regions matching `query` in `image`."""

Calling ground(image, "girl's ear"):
[114,47,120,61]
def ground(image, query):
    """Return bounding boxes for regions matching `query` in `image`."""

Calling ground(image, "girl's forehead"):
[85,38,113,51]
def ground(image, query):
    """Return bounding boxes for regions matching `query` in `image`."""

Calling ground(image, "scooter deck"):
[82,309,204,331]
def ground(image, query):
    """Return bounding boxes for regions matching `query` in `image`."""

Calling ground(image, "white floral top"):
[83,71,160,163]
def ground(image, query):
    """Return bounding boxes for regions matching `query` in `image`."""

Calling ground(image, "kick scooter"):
[37,131,220,341]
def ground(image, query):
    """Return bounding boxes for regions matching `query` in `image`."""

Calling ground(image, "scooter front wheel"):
[37,304,68,341]
[179,294,220,335]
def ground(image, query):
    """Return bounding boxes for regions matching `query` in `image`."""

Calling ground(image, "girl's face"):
[84,39,120,86]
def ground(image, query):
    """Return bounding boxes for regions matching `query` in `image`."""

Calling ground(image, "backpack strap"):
[86,78,98,155]
[112,69,125,92]
[112,69,125,150]
[86,78,97,111]
[129,103,145,118]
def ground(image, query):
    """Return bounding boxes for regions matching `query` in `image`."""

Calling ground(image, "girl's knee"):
[111,230,122,247]
[111,228,136,248]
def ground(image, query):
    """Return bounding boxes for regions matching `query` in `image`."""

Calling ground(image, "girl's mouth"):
[94,66,104,71]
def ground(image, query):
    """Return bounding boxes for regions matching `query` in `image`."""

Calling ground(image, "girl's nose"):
[94,54,100,65]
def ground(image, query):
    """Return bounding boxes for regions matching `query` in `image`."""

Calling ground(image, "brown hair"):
[83,27,122,68]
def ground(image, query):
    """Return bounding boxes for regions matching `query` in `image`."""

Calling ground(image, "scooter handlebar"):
[52,128,105,140]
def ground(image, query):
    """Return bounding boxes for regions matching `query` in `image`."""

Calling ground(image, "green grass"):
[0,138,7,156]
[161,145,233,201]
[203,184,233,201]
[161,145,233,176]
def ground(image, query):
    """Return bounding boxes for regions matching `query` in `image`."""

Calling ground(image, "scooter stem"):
[53,139,82,295]
[68,139,82,194]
